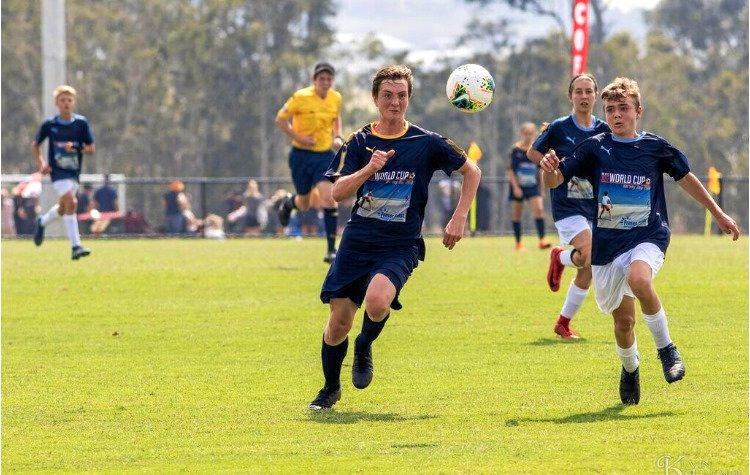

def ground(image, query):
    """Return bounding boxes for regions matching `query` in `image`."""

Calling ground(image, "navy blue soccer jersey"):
[509,146,539,188]
[326,122,467,249]
[559,132,691,266]
[35,114,94,182]
[532,114,610,221]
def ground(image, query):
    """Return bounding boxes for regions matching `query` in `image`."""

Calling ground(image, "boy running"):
[33,85,95,260]
[308,65,481,410]
[540,77,740,404]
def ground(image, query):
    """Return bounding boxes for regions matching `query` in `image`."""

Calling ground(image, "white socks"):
[643,308,672,350]
[560,249,577,267]
[560,283,589,320]
[616,340,640,373]
[62,214,81,248]
[40,204,61,226]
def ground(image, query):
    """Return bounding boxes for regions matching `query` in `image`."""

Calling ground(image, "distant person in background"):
[223,188,245,234]
[275,62,343,263]
[507,122,550,251]
[77,184,93,214]
[164,180,187,234]
[299,188,322,236]
[13,177,42,236]
[228,179,268,236]
[91,174,119,235]
[527,73,610,339]
[264,189,288,237]
[76,184,94,234]
[2,188,16,237]
[32,84,95,260]
[203,214,225,240]
[123,209,149,235]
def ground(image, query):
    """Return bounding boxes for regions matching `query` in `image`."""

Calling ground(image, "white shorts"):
[52,178,79,197]
[592,242,665,314]
[554,215,592,245]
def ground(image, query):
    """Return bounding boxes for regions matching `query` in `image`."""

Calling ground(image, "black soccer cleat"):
[33,217,45,246]
[658,343,685,383]
[71,245,91,260]
[352,336,374,389]
[308,386,341,411]
[323,251,337,264]
[619,366,640,405]
[277,193,294,227]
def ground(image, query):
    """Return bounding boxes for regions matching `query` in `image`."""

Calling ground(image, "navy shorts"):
[320,241,423,311]
[509,186,540,202]
[289,147,334,195]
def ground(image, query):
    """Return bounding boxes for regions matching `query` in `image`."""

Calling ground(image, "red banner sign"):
[571,0,589,76]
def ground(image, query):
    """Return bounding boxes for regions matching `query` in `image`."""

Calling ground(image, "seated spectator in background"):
[164,180,187,234]
[2,188,16,237]
[76,184,94,234]
[12,178,41,236]
[123,209,149,234]
[203,214,225,240]
[181,193,202,234]
[227,179,268,236]
[91,174,119,235]
[223,189,244,234]
[265,189,288,237]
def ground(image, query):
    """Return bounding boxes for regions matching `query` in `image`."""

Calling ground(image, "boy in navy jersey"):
[32,85,95,260]
[540,77,739,405]
[528,74,610,339]
[308,65,481,410]
[507,122,549,251]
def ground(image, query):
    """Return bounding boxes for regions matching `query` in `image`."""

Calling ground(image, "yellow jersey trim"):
[370,121,409,139]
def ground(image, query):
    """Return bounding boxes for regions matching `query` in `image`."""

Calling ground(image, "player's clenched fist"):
[540,149,560,172]
[367,149,395,173]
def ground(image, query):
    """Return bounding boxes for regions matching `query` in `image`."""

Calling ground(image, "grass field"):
[2,235,747,472]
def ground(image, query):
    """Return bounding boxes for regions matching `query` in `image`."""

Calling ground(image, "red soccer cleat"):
[554,316,580,339]
[547,246,565,292]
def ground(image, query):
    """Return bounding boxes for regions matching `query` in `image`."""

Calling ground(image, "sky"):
[333,0,660,62]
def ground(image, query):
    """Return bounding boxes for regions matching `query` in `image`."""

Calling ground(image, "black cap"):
[313,62,335,77]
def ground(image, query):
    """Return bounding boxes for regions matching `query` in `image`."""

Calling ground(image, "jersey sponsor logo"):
[600,145,612,155]
[597,172,651,229]
[356,170,415,222]
[565,135,576,144]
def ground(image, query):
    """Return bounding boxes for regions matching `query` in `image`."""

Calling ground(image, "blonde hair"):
[601,77,641,109]
[53,85,77,100]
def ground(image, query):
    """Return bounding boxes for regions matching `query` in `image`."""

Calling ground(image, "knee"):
[576,246,591,268]
[627,273,652,296]
[326,315,352,342]
[364,294,391,321]
[614,314,636,334]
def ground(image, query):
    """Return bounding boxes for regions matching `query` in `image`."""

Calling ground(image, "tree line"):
[2,0,747,227]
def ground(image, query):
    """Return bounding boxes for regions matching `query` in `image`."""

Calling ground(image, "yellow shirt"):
[276,86,342,152]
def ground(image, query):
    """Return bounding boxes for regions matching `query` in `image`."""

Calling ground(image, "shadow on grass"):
[528,337,587,346]
[391,442,439,449]
[307,411,436,425]
[505,404,677,426]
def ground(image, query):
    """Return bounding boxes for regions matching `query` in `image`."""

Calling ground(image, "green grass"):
[2,236,747,472]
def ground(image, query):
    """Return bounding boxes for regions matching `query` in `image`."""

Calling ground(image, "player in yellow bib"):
[276,62,343,263]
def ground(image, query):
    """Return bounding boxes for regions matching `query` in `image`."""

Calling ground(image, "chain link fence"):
[1,174,747,239]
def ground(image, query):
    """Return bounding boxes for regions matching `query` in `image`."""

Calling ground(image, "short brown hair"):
[568,73,598,98]
[372,65,413,98]
[53,85,77,99]
[601,77,641,109]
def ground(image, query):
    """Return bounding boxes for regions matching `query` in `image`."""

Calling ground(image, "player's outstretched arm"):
[331,149,394,202]
[539,149,564,189]
[677,172,740,240]
[443,160,481,250]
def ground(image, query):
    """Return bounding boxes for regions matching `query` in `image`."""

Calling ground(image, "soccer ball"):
[446,64,495,113]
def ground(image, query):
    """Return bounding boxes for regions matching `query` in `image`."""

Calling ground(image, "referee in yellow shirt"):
[276,62,343,263]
